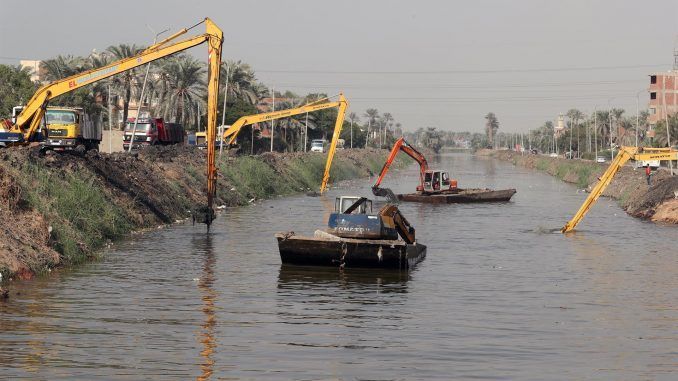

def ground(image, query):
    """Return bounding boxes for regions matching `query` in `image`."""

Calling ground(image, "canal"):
[1,153,676,380]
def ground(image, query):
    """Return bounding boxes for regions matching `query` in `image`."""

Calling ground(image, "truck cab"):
[310,139,325,153]
[123,118,160,150]
[422,170,457,193]
[42,107,100,151]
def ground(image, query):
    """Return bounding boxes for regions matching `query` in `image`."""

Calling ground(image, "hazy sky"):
[2,0,677,132]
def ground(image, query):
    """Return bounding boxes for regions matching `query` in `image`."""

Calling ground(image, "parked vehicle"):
[637,159,660,169]
[596,156,606,163]
[123,118,184,150]
[311,139,325,153]
[336,138,345,150]
[42,107,101,152]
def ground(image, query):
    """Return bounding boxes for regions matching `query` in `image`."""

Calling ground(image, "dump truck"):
[123,117,184,150]
[42,107,101,152]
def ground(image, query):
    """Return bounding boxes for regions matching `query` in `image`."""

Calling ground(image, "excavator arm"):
[372,138,428,199]
[3,18,223,148]
[220,93,348,193]
[2,18,223,226]
[562,146,678,233]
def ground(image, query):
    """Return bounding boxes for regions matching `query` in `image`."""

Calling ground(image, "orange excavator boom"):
[373,137,428,189]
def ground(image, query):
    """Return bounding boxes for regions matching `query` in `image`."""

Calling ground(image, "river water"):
[1,153,676,380]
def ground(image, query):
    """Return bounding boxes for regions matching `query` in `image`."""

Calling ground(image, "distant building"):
[19,59,45,82]
[555,113,566,137]
[647,70,678,134]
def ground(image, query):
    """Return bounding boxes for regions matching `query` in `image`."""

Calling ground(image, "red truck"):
[123,118,184,150]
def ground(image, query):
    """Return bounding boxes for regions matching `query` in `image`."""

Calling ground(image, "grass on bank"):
[20,163,132,268]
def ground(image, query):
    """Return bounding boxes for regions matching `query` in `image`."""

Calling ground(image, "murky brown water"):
[1,153,676,380]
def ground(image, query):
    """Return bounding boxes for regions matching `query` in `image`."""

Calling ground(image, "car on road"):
[549,153,558,158]
[596,156,606,163]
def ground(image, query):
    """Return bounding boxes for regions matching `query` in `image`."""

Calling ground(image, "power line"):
[257,64,665,75]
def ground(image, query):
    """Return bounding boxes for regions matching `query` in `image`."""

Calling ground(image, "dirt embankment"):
[485,149,678,224]
[0,146,390,283]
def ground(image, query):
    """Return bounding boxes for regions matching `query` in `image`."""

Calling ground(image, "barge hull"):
[397,188,516,203]
[276,233,426,270]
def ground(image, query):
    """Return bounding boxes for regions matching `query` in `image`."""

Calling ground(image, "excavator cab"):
[422,170,457,193]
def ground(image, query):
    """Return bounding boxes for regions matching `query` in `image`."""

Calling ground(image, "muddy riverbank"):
[0,146,393,281]
[477,149,678,225]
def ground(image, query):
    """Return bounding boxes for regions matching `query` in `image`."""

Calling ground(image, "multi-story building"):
[647,70,678,131]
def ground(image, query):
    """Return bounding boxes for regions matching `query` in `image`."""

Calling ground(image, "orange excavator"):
[372,137,457,200]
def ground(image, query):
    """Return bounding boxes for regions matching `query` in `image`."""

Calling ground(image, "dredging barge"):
[276,196,426,270]
[372,137,516,204]
[396,188,516,203]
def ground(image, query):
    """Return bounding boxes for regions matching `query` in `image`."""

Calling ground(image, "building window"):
[650,75,657,84]
[650,92,657,100]
[650,107,656,114]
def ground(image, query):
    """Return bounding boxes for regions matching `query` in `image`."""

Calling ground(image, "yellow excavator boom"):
[3,18,223,225]
[220,93,348,193]
[562,146,678,233]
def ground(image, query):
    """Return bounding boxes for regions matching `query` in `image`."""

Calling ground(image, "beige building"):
[19,60,45,82]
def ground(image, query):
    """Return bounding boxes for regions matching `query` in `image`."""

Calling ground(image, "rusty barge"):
[397,188,516,203]
[275,196,426,270]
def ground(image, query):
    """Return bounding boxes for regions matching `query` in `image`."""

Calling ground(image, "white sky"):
[1,0,677,132]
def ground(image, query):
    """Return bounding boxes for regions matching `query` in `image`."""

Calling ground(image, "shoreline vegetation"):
[0,146,398,284]
[476,149,678,226]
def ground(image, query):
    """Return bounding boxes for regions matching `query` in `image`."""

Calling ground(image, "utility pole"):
[270,88,275,152]
[219,65,229,157]
[128,26,168,153]
[350,119,353,149]
[108,84,112,153]
[304,112,308,152]
[662,74,674,174]
[594,108,598,160]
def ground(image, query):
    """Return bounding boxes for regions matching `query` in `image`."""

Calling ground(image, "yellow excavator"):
[562,146,678,233]
[0,18,223,224]
[218,94,348,193]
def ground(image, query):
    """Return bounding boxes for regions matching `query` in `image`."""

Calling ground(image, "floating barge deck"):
[397,188,516,204]
[275,231,426,270]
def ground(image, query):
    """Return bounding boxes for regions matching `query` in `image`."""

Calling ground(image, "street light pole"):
[270,88,275,152]
[636,90,643,148]
[219,65,229,157]
[608,98,615,160]
[127,26,168,153]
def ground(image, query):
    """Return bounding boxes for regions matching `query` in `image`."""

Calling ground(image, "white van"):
[311,139,325,153]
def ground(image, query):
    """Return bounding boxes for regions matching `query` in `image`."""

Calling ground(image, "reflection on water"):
[193,234,217,381]
[278,265,410,293]
[1,153,677,380]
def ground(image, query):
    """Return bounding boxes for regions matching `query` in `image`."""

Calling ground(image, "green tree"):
[154,55,206,129]
[653,113,678,148]
[485,112,499,147]
[0,65,38,119]
[363,108,379,147]
[106,44,144,126]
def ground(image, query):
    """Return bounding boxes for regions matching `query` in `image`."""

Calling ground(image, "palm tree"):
[485,112,499,147]
[155,55,206,129]
[381,112,393,148]
[566,108,584,156]
[221,60,261,104]
[363,108,379,147]
[653,114,678,147]
[106,44,144,127]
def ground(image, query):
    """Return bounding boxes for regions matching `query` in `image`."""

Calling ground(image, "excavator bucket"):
[372,186,399,203]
